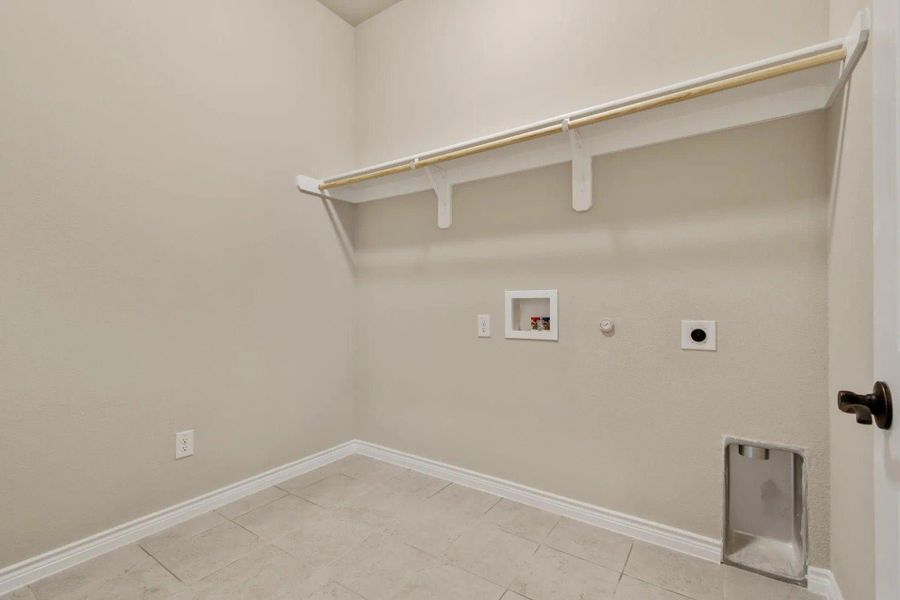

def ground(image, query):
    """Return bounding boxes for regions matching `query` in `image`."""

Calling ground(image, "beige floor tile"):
[233,494,322,540]
[324,456,369,477]
[334,455,408,484]
[428,484,500,517]
[90,557,194,599]
[215,487,287,520]
[723,566,823,600]
[152,521,260,585]
[337,482,423,530]
[510,545,620,600]
[544,517,633,571]
[484,499,560,543]
[191,544,314,600]
[295,474,377,509]
[272,507,376,569]
[21,456,827,600]
[615,576,690,600]
[445,521,538,587]
[276,461,346,495]
[390,503,478,557]
[302,582,366,600]
[140,511,230,556]
[624,542,723,600]
[30,545,192,600]
[29,544,143,598]
[1,588,36,600]
[329,533,440,600]
[390,470,451,499]
[391,563,505,600]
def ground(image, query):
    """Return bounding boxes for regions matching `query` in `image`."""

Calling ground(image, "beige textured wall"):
[354,114,831,565]
[353,0,833,567]
[354,0,828,166]
[0,1,357,568]
[826,0,875,598]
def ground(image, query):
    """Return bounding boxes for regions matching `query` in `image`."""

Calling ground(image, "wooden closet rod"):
[320,47,845,192]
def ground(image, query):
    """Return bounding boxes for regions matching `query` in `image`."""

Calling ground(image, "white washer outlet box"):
[681,320,716,351]
[175,430,194,459]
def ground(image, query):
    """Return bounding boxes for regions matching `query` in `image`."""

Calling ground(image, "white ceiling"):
[318,0,402,26]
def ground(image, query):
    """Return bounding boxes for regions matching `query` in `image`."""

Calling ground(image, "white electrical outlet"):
[175,430,194,459]
[477,314,490,337]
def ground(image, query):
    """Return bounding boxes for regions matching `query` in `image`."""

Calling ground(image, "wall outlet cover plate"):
[175,430,194,459]
[682,320,716,351]
[477,314,490,337]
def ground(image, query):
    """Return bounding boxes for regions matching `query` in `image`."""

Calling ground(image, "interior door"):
[873,1,900,598]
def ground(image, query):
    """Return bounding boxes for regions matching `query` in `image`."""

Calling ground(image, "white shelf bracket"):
[425,165,452,229]
[562,118,592,212]
[826,8,870,108]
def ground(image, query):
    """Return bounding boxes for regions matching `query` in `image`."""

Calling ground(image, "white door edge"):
[872,1,900,599]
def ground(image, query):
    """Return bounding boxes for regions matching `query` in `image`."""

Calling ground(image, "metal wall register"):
[723,438,808,585]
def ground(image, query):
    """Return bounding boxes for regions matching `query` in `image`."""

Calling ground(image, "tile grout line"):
[179,524,264,589]
[225,517,263,541]
[274,475,329,493]
[542,516,562,542]
[432,505,628,597]
[488,517,559,549]
[215,489,288,522]
[287,491,337,511]
[425,480,453,499]
[621,571,708,600]
[435,521,528,593]
[440,554,514,594]
[484,495,504,514]
[139,545,186,586]
[613,542,635,590]
[534,541,627,575]
[273,456,362,495]
[621,541,634,577]
[334,580,366,599]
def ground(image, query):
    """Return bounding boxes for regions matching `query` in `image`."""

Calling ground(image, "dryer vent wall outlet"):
[682,320,716,351]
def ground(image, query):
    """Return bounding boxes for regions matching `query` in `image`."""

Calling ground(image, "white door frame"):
[872,0,900,599]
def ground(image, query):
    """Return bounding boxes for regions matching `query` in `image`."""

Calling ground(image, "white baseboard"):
[354,441,843,600]
[0,440,357,596]
[0,438,842,600]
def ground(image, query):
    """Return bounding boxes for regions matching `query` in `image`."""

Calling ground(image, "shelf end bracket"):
[563,119,592,212]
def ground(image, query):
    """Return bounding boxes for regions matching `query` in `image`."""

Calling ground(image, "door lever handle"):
[837,381,893,430]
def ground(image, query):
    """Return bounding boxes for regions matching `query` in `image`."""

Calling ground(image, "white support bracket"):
[826,8,870,108]
[425,165,452,229]
[562,119,592,212]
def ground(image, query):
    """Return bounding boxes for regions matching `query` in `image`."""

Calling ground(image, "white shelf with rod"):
[297,10,869,229]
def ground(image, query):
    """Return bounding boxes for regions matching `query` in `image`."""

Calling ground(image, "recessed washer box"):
[723,438,807,584]
[505,290,558,341]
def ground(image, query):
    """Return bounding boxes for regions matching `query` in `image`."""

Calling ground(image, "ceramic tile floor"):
[3,455,824,600]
